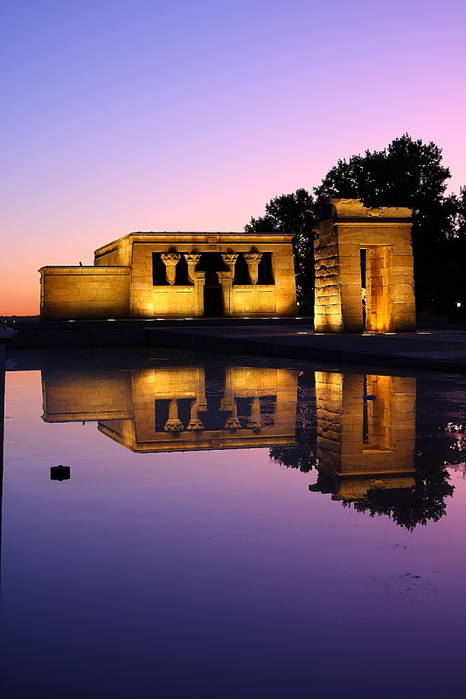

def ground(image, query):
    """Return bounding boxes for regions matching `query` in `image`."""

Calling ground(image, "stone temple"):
[39,231,297,319]
[39,198,416,329]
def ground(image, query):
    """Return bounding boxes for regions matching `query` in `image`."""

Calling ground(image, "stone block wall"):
[40,232,297,319]
[314,221,343,331]
[42,370,132,422]
[39,266,130,319]
[313,199,416,333]
[96,235,297,318]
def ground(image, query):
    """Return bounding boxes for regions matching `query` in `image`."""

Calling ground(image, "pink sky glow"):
[1,0,465,315]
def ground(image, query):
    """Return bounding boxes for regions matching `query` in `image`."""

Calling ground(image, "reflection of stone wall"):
[315,371,416,499]
[98,366,298,452]
[42,371,133,422]
[40,364,299,453]
[39,267,130,319]
[39,231,297,319]
[314,199,415,333]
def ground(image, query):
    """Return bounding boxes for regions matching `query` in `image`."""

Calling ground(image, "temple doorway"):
[360,246,392,332]
[197,253,226,317]
[204,273,223,316]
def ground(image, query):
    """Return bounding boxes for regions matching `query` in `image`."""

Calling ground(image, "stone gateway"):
[313,199,416,333]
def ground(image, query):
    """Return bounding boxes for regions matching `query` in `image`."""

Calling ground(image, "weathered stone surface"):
[313,198,416,333]
[40,233,297,319]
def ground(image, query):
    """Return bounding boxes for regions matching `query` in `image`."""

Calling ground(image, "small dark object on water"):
[364,394,376,400]
[50,465,70,481]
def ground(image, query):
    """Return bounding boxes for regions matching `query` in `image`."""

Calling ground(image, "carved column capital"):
[221,252,238,271]
[184,252,202,266]
[186,400,205,432]
[161,252,180,285]
[244,252,262,285]
[243,252,262,264]
[184,252,201,284]
[161,252,181,264]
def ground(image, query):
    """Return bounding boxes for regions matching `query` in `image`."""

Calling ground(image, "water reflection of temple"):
[24,360,457,527]
[42,366,299,452]
[310,371,416,499]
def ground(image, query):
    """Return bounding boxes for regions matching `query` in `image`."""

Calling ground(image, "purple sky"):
[2,0,465,313]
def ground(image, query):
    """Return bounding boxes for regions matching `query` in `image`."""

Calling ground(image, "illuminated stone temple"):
[39,231,297,319]
[313,199,416,332]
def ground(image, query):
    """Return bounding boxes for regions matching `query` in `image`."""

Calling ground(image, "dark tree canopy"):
[245,188,315,312]
[314,134,459,312]
[245,134,466,315]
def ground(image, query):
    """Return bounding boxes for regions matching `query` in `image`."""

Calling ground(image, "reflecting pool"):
[1,351,466,698]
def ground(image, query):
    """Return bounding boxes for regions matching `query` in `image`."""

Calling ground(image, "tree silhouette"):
[245,188,315,312]
[314,134,458,313]
[348,460,454,530]
[246,135,465,315]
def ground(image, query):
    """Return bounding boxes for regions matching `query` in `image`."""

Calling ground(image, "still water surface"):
[1,351,466,698]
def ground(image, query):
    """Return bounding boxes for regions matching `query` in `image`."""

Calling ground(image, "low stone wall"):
[39,266,130,319]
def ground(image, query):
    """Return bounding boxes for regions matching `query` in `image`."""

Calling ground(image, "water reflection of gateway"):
[42,366,299,452]
[310,371,416,499]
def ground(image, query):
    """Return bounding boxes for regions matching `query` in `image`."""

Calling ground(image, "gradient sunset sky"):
[2,0,465,315]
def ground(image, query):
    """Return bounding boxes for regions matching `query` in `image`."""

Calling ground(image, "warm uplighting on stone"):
[313,199,416,333]
[39,231,297,319]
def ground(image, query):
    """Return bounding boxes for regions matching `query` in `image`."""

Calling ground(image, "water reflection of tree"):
[269,443,317,473]
[270,427,459,531]
[348,459,454,530]
[341,430,461,529]
[269,375,316,473]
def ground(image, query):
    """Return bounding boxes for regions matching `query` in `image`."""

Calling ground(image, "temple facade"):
[39,231,297,319]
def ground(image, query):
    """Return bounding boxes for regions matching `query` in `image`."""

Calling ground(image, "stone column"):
[196,368,208,411]
[163,399,183,432]
[221,251,238,274]
[184,252,205,316]
[187,400,204,432]
[192,272,205,316]
[224,402,241,431]
[247,396,262,431]
[217,271,233,316]
[221,367,241,429]
[244,252,262,285]
[220,368,235,411]
[161,252,180,286]
[184,252,202,283]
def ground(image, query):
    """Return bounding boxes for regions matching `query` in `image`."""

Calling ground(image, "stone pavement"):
[5,317,466,373]
[149,325,466,373]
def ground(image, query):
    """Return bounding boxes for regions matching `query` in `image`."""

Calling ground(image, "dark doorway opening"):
[175,255,192,285]
[204,277,223,316]
[258,253,274,284]
[233,254,251,284]
[152,253,168,285]
[196,253,227,316]
[360,249,367,329]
